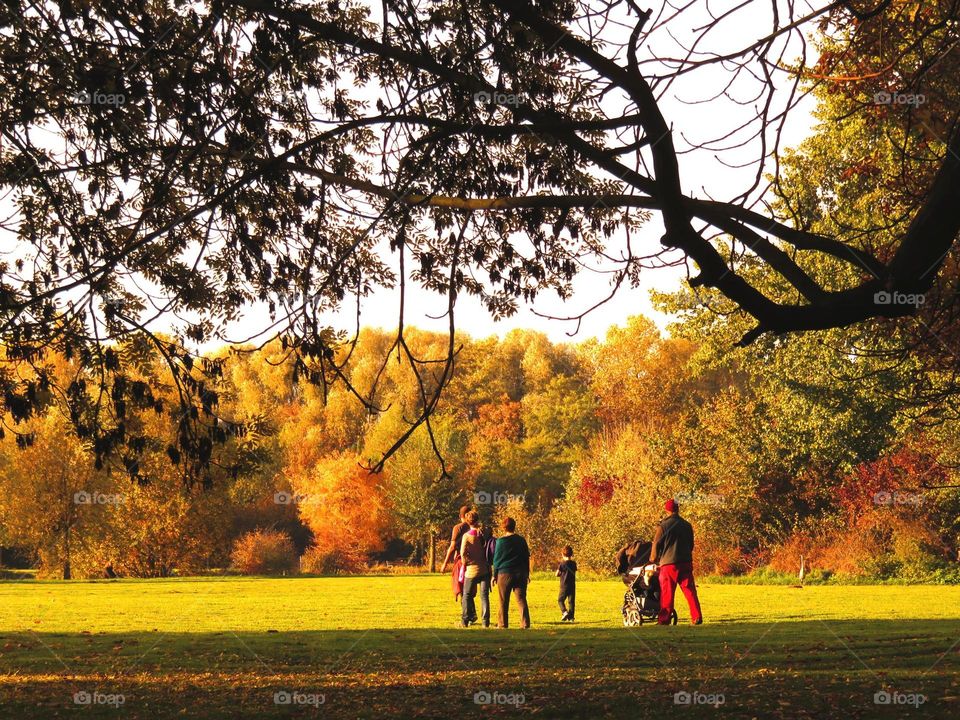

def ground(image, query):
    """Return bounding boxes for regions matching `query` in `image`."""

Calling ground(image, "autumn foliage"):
[230,529,298,576]
[290,454,390,573]
[0,317,958,580]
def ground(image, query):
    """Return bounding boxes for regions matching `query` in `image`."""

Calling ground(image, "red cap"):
[664,499,679,513]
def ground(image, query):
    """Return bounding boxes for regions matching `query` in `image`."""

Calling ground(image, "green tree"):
[365,408,466,569]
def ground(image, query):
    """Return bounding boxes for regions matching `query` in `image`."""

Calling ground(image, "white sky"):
[224,1,822,345]
[0,2,824,349]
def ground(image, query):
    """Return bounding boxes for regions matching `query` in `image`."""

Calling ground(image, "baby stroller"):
[615,540,678,626]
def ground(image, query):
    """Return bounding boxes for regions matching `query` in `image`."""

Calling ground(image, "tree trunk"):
[61,470,72,580]
[63,522,71,580]
[428,532,437,573]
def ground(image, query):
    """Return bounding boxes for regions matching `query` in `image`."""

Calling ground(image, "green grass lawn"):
[0,575,957,718]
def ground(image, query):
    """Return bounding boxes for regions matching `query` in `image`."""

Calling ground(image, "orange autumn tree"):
[291,453,390,573]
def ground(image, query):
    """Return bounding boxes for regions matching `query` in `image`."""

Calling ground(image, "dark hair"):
[465,510,480,527]
[459,505,471,519]
[501,516,516,533]
[563,545,573,557]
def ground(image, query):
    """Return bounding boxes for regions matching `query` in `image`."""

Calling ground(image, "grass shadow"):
[0,620,957,718]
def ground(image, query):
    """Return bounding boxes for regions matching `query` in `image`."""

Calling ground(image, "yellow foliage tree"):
[0,412,115,578]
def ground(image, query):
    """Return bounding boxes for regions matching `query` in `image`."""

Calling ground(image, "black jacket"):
[656,515,694,565]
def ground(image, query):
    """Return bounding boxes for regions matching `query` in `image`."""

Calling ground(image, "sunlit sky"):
[225,1,822,346]
[0,2,825,348]
[224,1,821,346]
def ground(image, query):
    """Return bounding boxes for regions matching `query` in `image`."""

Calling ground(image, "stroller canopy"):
[615,540,653,575]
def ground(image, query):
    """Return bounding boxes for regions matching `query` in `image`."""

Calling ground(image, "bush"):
[299,545,364,574]
[549,428,664,574]
[230,529,298,575]
[289,453,389,573]
[701,567,833,584]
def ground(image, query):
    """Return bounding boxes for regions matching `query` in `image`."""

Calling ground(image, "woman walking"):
[459,511,491,627]
[492,516,531,629]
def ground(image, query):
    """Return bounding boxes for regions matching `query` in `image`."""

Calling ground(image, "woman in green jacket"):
[492,516,531,628]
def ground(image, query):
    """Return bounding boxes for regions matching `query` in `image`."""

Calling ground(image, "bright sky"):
[222,1,822,346]
[0,2,824,349]
[226,7,821,349]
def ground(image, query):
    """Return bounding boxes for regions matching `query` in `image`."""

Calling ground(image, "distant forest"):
[2,313,958,582]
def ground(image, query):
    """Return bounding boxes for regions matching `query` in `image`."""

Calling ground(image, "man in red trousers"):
[650,498,703,625]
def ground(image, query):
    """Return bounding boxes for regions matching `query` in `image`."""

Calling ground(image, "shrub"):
[289,453,389,571]
[299,545,364,574]
[230,529,298,575]
[549,427,663,574]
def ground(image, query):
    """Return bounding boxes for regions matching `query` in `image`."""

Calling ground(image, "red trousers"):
[658,562,702,624]
[451,558,463,600]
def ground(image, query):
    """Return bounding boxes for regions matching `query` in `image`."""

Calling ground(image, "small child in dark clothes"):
[556,545,577,622]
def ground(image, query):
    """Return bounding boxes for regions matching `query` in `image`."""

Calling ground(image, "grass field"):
[0,575,958,718]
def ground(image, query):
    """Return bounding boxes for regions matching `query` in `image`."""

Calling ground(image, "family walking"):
[440,508,536,628]
[441,498,702,627]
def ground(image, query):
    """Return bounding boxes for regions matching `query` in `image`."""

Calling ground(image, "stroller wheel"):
[622,606,643,627]
[671,609,678,625]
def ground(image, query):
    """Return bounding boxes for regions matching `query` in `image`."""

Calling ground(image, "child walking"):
[556,545,577,622]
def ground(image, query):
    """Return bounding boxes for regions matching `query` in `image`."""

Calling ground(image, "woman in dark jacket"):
[491,516,531,629]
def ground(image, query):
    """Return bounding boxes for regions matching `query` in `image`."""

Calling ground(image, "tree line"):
[1,313,957,580]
